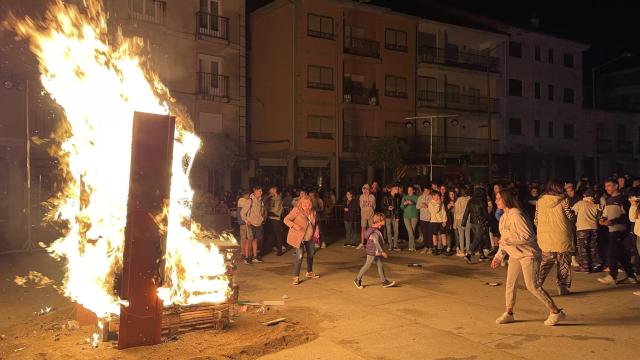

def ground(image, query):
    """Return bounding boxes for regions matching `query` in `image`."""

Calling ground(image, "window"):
[417,76,437,101]
[446,84,461,103]
[198,54,222,93]
[131,0,166,24]
[385,28,407,52]
[548,121,554,138]
[534,120,540,137]
[509,41,522,58]
[307,14,334,39]
[563,124,575,139]
[509,79,523,97]
[307,115,334,139]
[509,118,522,135]
[563,53,574,68]
[548,48,554,64]
[199,112,223,133]
[385,75,408,98]
[307,65,333,90]
[468,87,481,104]
[563,88,575,104]
[534,46,541,61]
[534,82,541,99]
[548,84,554,101]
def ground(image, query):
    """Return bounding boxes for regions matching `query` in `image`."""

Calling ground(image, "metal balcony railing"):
[418,45,500,73]
[343,135,379,153]
[196,12,230,40]
[197,72,230,100]
[130,0,166,25]
[343,86,378,105]
[417,90,499,113]
[344,36,380,58]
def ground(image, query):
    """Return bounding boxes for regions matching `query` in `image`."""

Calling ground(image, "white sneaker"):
[633,291,640,296]
[544,311,566,326]
[495,312,515,324]
[597,275,616,285]
[320,242,327,249]
[571,256,579,268]
[355,243,364,250]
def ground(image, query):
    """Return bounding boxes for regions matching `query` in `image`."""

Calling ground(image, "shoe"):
[495,312,515,324]
[355,243,364,250]
[479,255,488,262]
[243,257,251,265]
[393,247,401,252]
[282,246,287,253]
[382,280,397,288]
[571,256,580,268]
[558,286,571,296]
[408,248,416,252]
[487,248,498,257]
[597,275,616,285]
[544,310,566,326]
[617,276,638,284]
[305,272,320,279]
[252,257,264,263]
[464,254,472,264]
[592,265,604,273]
[633,291,640,296]
[446,250,454,256]
[433,249,441,256]
[343,243,350,247]
[321,242,327,249]
[456,250,465,257]
[354,279,363,289]
[292,277,300,286]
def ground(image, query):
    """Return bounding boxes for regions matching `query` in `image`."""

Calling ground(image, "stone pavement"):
[239,237,640,360]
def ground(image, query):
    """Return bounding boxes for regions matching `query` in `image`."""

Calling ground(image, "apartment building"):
[107,0,248,193]
[250,0,416,191]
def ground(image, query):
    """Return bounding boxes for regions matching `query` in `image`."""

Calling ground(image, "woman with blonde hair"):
[284,195,321,285]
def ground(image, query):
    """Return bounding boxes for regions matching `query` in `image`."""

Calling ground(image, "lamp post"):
[592,52,632,108]
[405,114,457,182]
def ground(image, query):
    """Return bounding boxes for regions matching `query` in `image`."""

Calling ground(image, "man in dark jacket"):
[382,184,402,251]
[462,187,490,263]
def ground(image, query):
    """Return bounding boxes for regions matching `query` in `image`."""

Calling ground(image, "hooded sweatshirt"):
[494,208,541,262]
[241,194,265,226]
[572,198,601,231]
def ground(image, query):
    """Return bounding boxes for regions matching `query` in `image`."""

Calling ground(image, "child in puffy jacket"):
[354,213,397,289]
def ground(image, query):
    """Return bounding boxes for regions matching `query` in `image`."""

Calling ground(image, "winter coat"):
[535,194,574,253]
[453,196,470,228]
[382,193,402,219]
[461,199,488,226]
[284,207,317,248]
[344,198,359,222]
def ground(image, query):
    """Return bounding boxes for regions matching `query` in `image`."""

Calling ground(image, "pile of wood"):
[162,303,230,336]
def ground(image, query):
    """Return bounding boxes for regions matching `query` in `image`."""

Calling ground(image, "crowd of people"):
[232,174,640,325]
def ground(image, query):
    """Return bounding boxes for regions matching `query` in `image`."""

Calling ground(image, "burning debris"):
[3,0,236,349]
[14,271,55,288]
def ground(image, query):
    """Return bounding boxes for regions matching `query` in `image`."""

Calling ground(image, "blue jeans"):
[293,240,315,276]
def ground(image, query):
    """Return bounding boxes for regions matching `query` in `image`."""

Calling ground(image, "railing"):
[384,90,408,98]
[415,136,498,154]
[130,0,166,25]
[196,12,230,40]
[417,90,499,113]
[344,86,378,105]
[596,139,612,154]
[197,72,230,100]
[308,29,334,40]
[418,45,500,73]
[385,43,407,52]
[343,135,379,153]
[344,36,380,58]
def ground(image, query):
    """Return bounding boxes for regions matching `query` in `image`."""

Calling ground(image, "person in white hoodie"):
[571,189,602,273]
[492,189,566,326]
[454,188,471,256]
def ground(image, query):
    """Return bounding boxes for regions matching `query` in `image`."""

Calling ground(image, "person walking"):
[382,184,402,251]
[417,187,432,254]
[401,186,419,251]
[354,213,397,289]
[492,189,566,326]
[266,186,285,256]
[571,189,602,272]
[454,188,471,256]
[535,180,575,296]
[343,190,360,247]
[284,196,320,285]
[462,187,489,263]
[240,186,266,263]
[358,184,376,249]
[598,179,638,285]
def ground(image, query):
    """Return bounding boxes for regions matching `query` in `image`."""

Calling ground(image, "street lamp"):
[592,52,632,108]
[405,114,457,182]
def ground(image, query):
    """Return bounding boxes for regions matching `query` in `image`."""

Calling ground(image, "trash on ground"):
[262,318,287,326]
[407,263,422,267]
[485,282,501,286]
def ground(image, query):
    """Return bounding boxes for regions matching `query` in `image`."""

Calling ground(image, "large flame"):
[5,0,230,318]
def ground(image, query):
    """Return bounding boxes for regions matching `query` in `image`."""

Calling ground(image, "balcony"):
[197,72,230,101]
[415,136,498,155]
[344,85,379,106]
[596,139,612,154]
[417,90,499,113]
[196,12,230,41]
[418,46,500,73]
[130,0,166,25]
[344,37,380,58]
[343,135,379,153]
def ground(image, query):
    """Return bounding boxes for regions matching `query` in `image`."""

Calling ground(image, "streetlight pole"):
[406,114,457,182]
[592,52,632,108]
